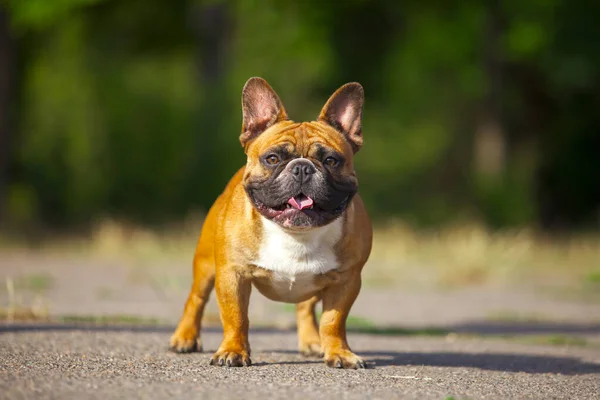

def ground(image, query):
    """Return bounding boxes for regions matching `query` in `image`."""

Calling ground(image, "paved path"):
[1,325,600,399]
[1,253,600,399]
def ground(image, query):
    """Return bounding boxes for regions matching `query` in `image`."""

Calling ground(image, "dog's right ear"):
[239,77,288,149]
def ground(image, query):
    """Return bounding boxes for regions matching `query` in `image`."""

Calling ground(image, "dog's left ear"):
[318,83,364,153]
[240,77,288,149]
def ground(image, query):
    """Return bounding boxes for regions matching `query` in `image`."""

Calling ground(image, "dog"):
[169,77,372,369]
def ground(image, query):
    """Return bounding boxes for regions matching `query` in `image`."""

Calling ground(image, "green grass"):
[585,271,600,284]
[345,315,375,328]
[510,334,589,347]
[12,273,54,292]
[348,325,449,336]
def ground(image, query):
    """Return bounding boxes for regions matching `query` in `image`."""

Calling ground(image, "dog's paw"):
[324,350,367,369]
[210,349,252,367]
[299,340,322,358]
[169,332,202,353]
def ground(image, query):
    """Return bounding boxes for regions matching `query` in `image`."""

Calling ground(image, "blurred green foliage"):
[0,0,598,230]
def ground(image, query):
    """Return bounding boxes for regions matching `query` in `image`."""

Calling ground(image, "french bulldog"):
[170,77,372,369]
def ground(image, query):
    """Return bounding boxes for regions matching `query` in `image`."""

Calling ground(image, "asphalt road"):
[1,325,599,399]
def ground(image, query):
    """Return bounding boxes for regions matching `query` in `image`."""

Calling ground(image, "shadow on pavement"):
[361,351,600,375]
[264,349,600,374]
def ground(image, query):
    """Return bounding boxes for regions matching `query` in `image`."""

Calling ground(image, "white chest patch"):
[253,217,343,277]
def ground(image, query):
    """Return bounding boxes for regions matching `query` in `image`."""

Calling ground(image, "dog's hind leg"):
[296,295,322,357]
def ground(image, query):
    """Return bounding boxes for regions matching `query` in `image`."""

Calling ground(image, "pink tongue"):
[288,195,314,210]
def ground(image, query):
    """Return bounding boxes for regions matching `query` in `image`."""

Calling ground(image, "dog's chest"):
[252,218,342,300]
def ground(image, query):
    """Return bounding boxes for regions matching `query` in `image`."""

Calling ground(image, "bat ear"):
[318,82,364,153]
[239,77,288,148]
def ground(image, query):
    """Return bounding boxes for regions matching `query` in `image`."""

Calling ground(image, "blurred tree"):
[534,0,600,229]
[0,0,598,231]
[0,5,15,223]
[185,1,236,209]
[474,0,505,178]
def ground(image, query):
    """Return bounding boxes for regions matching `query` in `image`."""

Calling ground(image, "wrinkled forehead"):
[247,121,353,158]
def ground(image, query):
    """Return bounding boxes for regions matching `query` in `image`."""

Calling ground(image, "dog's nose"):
[288,159,316,183]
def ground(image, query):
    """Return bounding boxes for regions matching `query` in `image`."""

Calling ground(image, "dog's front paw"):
[169,330,202,353]
[324,349,367,369]
[299,339,322,358]
[210,349,252,367]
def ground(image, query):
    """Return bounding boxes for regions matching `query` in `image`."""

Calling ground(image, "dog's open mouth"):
[261,193,316,214]
[246,188,352,228]
[252,192,348,217]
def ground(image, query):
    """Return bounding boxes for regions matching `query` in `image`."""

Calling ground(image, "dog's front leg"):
[210,265,252,367]
[319,272,366,369]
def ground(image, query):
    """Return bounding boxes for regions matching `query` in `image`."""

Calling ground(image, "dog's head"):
[239,77,364,230]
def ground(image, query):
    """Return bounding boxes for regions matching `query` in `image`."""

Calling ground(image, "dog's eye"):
[324,157,339,167]
[265,154,280,165]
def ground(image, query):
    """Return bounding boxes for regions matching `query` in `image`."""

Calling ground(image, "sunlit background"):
[1,1,599,329]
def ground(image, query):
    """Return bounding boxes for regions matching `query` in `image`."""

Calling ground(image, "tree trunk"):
[474,0,506,177]
[186,2,233,209]
[0,6,15,222]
